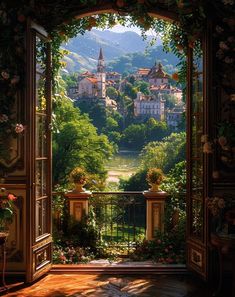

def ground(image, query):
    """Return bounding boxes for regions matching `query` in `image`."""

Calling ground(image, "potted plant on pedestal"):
[69,167,88,193]
[146,168,164,192]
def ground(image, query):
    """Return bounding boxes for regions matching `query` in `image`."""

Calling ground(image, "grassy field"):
[105,150,140,183]
[99,224,146,243]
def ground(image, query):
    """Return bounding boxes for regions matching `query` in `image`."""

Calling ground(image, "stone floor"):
[3,274,216,297]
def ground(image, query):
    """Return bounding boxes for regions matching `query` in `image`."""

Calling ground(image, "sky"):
[98,24,155,36]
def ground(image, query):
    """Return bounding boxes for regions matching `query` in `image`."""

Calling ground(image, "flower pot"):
[149,183,160,192]
[74,182,86,192]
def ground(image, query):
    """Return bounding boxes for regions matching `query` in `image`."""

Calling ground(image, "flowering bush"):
[53,243,94,264]
[0,187,17,231]
[131,231,185,264]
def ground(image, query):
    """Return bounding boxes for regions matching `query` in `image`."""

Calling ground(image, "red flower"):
[8,194,17,201]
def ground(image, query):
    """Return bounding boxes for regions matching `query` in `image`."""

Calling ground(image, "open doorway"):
[41,13,200,270]
[28,3,207,282]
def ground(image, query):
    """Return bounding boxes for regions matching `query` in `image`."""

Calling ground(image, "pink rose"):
[203,142,213,154]
[218,136,227,147]
[8,193,17,201]
[15,124,25,134]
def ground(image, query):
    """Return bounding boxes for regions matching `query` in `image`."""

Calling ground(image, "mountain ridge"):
[62,29,178,74]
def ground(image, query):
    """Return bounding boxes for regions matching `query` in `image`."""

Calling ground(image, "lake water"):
[106,150,140,183]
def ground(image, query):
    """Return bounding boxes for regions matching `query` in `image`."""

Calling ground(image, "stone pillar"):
[143,190,168,240]
[65,190,91,222]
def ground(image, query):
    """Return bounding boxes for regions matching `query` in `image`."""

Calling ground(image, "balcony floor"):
[4,273,216,297]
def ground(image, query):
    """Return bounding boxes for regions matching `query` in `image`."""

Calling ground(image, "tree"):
[121,123,146,149]
[62,73,77,90]
[162,93,178,109]
[52,79,114,188]
[120,168,148,191]
[134,80,150,95]
[140,132,186,173]
[145,118,168,142]
[106,86,119,100]
[123,82,137,100]
[76,101,107,133]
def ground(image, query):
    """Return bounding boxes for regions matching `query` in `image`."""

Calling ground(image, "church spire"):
[98,47,104,60]
[97,47,105,73]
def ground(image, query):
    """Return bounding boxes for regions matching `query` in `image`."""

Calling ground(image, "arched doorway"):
[0,1,213,284]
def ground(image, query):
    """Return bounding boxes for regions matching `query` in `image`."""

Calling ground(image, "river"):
[105,150,140,183]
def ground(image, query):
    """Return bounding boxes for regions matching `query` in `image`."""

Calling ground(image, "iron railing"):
[52,191,147,251]
[90,192,146,248]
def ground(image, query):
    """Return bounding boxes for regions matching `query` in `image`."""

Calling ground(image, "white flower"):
[216,26,224,33]
[1,71,9,80]
[15,123,25,134]
[0,114,8,123]
[219,41,229,50]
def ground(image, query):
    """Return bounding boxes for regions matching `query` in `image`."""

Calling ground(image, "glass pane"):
[36,198,48,237]
[36,160,47,198]
[192,48,203,114]
[189,44,204,240]
[36,36,47,74]
[36,114,47,158]
[191,114,203,158]
[191,199,203,238]
[36,73,46,113]
[192,161,203,189]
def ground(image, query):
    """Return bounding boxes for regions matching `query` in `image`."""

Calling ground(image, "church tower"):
[97,48,106,99]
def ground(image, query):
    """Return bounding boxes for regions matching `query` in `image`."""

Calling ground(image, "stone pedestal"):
[65,190,91,222]
[143,190,168,240]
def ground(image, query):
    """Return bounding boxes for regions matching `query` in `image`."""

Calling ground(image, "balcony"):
[52,189,186,270]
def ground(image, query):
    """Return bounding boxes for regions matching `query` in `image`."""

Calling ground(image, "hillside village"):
[68,48,185,130]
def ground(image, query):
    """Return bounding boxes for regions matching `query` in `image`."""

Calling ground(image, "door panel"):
[26,21,52,282]
[186,41,208,280]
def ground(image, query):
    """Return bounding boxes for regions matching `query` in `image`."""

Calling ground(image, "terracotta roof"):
[85,77,97,84]
[148,62,170,79]
[107,72,121,76]
[78,71,94,78]
[137,68,150,75]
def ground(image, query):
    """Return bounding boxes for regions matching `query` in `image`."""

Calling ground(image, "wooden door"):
[186,39,209,280]
[26,21,52,282]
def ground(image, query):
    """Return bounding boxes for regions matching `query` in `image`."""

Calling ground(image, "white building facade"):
[134,92,165,121]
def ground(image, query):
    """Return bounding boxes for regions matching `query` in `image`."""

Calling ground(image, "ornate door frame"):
[26,20,52,282]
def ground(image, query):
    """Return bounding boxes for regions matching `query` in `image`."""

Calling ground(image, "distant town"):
[68,48,185,130]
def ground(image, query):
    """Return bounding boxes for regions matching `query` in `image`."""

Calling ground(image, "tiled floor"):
[3,274,215,297]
